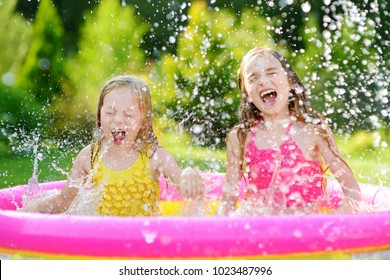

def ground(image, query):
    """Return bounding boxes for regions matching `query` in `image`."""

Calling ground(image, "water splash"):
[51,162,69,177]
[142,230,157,244]
[23,133,42,204]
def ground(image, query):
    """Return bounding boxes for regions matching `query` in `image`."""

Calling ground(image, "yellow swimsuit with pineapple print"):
[91,145,160,216]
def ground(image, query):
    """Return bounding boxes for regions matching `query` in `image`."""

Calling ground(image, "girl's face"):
[243,54,291,118]
[100,87,142,146]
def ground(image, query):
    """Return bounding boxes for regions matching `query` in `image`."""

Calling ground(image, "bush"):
[0,84,47,156]
[155,2,273,147]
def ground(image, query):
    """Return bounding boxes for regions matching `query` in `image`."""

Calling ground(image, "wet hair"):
[232,47,353,189]
[92,75,158,163]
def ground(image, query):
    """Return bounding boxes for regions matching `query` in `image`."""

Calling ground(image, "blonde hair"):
[92,75,158,163]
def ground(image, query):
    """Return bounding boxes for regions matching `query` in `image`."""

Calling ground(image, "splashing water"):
[142,230,157,244]
[23,133,42,204]
[51,162,69,177]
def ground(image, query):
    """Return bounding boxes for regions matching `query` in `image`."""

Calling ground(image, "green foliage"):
[295,2,388,133]
[10,0,76,143]
[339,127,390,156]
[336,128,390,185]
[66,0,149,116]
[0,84,47,156]
[0,0,32,81]
[323,15,378,129]
[1,0,388,158]
[157,1,273,147]
[147,54,179,116]
[16,0,66,103]
[0,0,48,156]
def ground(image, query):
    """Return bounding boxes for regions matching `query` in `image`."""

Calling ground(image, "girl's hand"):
[179,167,205,199]
[21,199,41,212]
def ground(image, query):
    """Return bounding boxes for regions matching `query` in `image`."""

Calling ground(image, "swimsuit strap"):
[285,117,293,136]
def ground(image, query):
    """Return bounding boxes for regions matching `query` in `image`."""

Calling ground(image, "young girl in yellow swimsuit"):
[24,75,203,216]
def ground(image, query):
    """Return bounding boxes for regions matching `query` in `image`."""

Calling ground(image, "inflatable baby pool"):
[0,173,390,259]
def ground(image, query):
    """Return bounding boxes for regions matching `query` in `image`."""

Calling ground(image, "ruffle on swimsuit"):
[91,144,160,216]
[244,119,324,207]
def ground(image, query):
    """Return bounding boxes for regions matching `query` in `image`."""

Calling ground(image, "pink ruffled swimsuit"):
[245,120,324,207]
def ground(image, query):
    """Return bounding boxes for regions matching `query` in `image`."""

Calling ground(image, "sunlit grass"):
[336,130,390,187]
[0,148,76,189]
[159,130,226,171]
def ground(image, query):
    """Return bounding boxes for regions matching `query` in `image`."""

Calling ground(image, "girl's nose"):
[257,74,267,86]
[112,114,124,124]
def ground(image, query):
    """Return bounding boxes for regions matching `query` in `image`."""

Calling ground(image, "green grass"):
[336,131,390,186]
[159,131,226,171]
[0,129,389,189]
[0,148,78,189]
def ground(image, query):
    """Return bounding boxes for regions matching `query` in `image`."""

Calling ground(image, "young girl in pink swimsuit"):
[218,48,363,215]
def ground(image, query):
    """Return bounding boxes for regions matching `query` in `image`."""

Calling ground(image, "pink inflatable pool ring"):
[0,172,390,259]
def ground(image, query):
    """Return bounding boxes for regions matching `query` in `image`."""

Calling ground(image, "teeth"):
[261,90,275,98]
[112,129,125,136]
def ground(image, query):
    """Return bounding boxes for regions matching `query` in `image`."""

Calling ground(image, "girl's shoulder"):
[293,119,333,145]
[73,144,93,169]
[294,121,317,133]
[227,126,244,147]
[75,144,92,159]
[291,121,320,144]
[149,144,174,164]
[228,126,240,139]
[226,126,251,157]
[68,144,93,181]
[228,124,253,141]
[149,143,162,158]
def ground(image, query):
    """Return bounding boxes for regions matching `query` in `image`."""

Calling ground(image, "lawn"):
[0,129,388,189]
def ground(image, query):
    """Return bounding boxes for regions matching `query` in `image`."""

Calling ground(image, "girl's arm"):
[316,123,362,201]
[217,128,243,216]
[23,145,91,213]
[150,146,204,199]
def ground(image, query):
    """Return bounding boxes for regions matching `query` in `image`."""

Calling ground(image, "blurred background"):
[0,0,389,188]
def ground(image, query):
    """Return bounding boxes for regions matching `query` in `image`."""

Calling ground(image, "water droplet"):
[293,230,303,238]
[142,231,157,244]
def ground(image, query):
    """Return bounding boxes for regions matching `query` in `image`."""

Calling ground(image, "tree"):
[0,0,45,155]
[159,0,273,147]
[16,0,66,104]
[295,1,389,133]
[66,0,149,115]
[0,0,32,82]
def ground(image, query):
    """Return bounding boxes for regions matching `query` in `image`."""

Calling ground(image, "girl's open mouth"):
[260,89,278,106]
[111,129,126,144]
